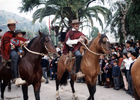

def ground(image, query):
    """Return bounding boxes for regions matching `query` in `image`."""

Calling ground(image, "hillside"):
[0,10,46,35]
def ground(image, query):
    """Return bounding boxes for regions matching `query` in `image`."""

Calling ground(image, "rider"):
[1,19,26,86]
[63,19,86,79]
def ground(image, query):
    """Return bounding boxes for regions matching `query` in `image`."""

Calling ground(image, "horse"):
[0,31,57,100]
[56,33,111,100]
[131,57,140,100]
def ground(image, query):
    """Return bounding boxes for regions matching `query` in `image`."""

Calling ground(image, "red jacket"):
[63,29,85,55]
[1,31,14,60]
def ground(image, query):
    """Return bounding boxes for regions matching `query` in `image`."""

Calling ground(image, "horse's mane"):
[23,36,38,54]
[88,34,107,47]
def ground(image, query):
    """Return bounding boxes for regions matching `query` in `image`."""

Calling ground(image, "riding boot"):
[75,56,85,79]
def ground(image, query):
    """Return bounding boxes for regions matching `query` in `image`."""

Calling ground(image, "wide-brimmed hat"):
[70,19,82,25]
[13,29,26,37]
[7,19,16,25]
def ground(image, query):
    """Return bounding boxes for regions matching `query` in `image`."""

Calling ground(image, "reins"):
[80,36,107,56]
[22,44,53,60]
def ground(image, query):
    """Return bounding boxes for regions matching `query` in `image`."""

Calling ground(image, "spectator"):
[98,55,105,86]
[49,59,54,80]
[123,40,135,53]
[103,58,111,88]
[128,52,137,97]
[120,53,128,91]
[112,60,120,90]
[41,56,49,84]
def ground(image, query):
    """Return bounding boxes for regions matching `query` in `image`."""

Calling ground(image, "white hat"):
[7,19,16,25]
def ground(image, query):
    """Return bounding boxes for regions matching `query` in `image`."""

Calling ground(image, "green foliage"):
[127,0,140,40]
[89,27,99,40]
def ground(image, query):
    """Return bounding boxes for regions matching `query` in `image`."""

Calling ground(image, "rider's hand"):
[78,37,84,42]
[20,40,24,45]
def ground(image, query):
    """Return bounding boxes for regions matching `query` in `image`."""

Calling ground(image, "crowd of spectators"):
[98,39,140,98]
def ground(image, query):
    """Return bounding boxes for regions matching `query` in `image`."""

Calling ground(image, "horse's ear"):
[98,33,101,38]
[38,30,43,37]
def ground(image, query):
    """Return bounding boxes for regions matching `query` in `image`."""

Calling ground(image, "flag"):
[49,16,51,32]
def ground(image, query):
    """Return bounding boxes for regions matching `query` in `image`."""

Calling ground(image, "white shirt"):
[66,28,79,47]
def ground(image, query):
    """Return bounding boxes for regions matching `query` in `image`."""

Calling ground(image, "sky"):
[0,0,118,43]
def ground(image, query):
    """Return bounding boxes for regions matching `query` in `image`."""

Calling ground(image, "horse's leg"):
[33,82,41,100]
[56,70,66,100]
[87,83,96,100]
[56,75,60,100]
[1,80,8,99]
[22,84,28,100]
[8,81,11,92]
[70,75,78,100]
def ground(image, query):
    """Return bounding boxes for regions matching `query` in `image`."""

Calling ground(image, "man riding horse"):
[1,19,26,86]
[63,19,86,78]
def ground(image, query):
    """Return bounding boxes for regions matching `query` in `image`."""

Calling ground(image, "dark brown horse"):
[56,33,111,100]
[131,57,140,100]
[0,31,57,100]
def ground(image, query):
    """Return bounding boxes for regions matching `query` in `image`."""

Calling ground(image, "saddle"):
[65,46,86,75]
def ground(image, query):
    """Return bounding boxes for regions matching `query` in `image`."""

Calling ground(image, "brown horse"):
[0,31,57,100]
[56,33,111,100]
[131,57,140,100]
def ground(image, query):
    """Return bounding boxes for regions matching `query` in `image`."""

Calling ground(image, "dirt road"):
[2,80,134,100]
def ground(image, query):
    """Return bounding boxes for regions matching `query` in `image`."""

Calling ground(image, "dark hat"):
[0,29,2,32]
[13,29,26,37]
[126,40,131,44]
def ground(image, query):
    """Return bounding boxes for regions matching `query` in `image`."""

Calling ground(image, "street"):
[1,79,134,100]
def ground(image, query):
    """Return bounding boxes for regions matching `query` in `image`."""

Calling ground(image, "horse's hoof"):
[56,96,61,100]
[8,88,11,92]
[74,97,79,100]
[8,87,11,92]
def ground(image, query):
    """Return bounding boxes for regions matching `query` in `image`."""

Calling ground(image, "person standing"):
[112,60,120,90]
[41,56,49,84]
[1,19,26,86]
[63,19,86,79]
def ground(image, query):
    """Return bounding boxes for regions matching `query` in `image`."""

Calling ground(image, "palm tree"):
[20,0,111,32]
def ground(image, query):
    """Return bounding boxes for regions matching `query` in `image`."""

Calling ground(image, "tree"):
[19,0,111,32]
[89,27,99,40]
[119,0,133,41]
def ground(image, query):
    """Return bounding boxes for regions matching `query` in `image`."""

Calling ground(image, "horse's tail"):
[133,81,140,100]
[60,69,69,86]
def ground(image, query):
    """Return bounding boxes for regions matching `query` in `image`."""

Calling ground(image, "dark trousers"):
[113,77,120,90]
[126,70,134,95]
[10,50,19,80]
[42,67,48,82]
[74,50,82,73]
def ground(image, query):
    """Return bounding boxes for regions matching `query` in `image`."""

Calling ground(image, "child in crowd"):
[112,60,120,90]
[10,29,29,57]
[103,58,111,88]
[120,53,128,91]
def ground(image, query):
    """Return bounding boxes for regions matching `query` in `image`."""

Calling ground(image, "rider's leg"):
[10,50,19,80]
[74,50,85,79]
[10,50,26,86]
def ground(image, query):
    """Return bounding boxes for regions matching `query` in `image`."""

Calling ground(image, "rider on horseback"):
[63,19,85,79]
[1,19,26,86]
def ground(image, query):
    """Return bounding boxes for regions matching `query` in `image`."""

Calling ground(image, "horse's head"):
[96,33,111,55]
[39,31,57,58]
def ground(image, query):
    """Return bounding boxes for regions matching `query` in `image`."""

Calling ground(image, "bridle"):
[22,36,53,60]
